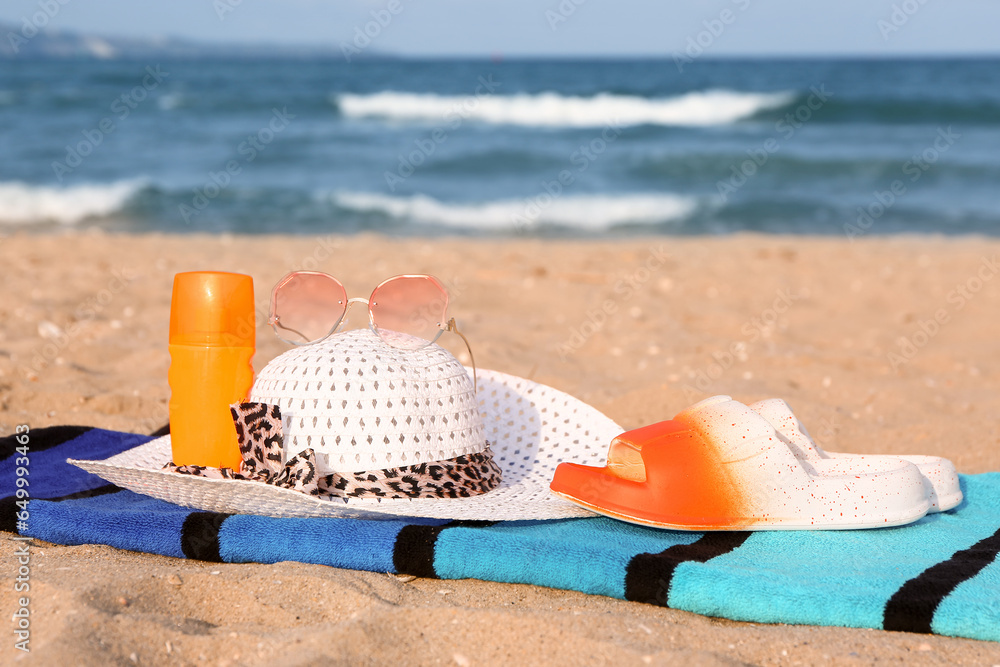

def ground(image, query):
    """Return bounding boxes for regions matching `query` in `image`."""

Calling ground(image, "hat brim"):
[69,369,622,521]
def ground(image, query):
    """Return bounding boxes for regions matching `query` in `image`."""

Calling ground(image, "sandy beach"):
[3,230,1000,665]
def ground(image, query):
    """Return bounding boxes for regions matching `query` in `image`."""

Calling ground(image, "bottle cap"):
[169,271,255,347]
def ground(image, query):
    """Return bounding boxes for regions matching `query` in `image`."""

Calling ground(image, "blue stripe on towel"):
[433,517,702,599]
[27,490,192,559]
[218,515,412,572]
[2,428,149,499]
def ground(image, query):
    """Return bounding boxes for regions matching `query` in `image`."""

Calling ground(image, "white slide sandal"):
[748,398,963,512]
[551,395,931,531]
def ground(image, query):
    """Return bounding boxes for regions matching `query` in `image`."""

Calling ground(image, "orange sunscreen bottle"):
[168,271,255,469]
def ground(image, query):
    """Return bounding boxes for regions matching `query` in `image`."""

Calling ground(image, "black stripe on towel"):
[180,512,232,562]
[0,425,94,462]
[45,484,123,503]
[0,496,25,534]
[883,526,1000,634]
[624,532,752,606]
[393,520,496,579]
[0,481,122,534]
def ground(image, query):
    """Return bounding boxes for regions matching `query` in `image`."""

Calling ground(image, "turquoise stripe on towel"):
[433,517,702,599]
[667,475,999,632]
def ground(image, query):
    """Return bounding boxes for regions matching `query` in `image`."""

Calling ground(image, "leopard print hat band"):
[166,401,502,500]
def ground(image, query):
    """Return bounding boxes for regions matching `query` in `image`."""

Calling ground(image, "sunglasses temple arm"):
[272,318,313,345]
[446,318,477,392]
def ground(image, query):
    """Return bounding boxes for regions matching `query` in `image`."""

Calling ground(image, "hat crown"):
[249,329,484,473]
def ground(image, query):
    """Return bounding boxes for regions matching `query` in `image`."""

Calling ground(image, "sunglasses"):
[268,272,477,385]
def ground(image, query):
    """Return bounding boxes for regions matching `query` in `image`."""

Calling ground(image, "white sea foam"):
[157,92,185,110]
[337,89,793,128]
[0,180,143,225]
[328,191,698,230]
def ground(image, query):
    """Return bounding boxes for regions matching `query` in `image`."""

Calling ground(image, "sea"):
[1,57,998,236]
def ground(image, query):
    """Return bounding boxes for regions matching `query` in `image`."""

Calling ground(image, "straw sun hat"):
[71,329,623,521]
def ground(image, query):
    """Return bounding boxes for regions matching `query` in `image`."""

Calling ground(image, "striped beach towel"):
[3,426,998,642]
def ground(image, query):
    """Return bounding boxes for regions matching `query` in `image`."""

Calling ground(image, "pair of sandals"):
[551,395,961,530]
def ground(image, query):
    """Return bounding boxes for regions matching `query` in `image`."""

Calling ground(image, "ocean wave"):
[795,97,1000,126]
[336,89,794,128]
[327,191,699,230]
[0,180,144,225]
[157,92,186,111]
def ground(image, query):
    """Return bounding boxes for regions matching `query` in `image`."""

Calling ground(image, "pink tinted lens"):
[369,275,448,348]
[272,272,347,344]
